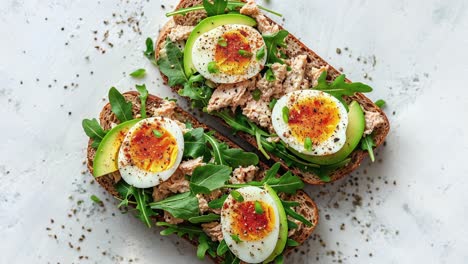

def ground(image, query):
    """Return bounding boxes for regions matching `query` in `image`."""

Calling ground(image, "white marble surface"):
[1,0,468,263]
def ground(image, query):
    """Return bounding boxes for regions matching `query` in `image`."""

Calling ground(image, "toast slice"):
[154,0,390,185]
[86,91,318,263]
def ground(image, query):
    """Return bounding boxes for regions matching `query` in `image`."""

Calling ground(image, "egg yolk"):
[228,200,275,241]
[288,96,341,144]
[214,29,251,75]
[126,121,178,173]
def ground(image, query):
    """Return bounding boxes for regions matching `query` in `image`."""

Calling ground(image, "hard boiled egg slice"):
[118,117,184,188]
[272,90,348,156]
[221,186,280,263]
[192,24,266,84]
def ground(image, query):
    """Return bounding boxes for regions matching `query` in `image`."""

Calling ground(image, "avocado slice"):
[263,184,288,263]
[290,101,366,165]
[93,119,140,177]
[183,14,257,77]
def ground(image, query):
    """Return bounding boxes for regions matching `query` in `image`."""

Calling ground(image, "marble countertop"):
[1,0,467,263]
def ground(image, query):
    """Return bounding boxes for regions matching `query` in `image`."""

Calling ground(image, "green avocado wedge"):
[183,14,257,77]
[263,184,288,263]
[290,101,366,166]
[93,119,140,177]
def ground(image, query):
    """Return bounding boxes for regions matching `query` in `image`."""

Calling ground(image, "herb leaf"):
[252,88,261,101]
[135,84,149,118]
[203,0,228,16]
[178,74,213,109]
[204,132,259,167]
[304,137,312,151]
[109,87,133,122]
[275,254,284,264]
[150,192,199,220]
[82,118,107,149]
[361,135,376,162]
[375,99,386,108]
[265,67,276,82]
[183,128,208,159]
[263,30,289,65]
[153,129,163,138]
[115,181,136,208]
[189,213,221,224]
[254,201,264,214]
[282,106,289,123]
[256,46,266,61]
[130,68,146,78]
[157,222,204,240]
[231,234,242,243]
[217,240,228,256]
[134,188,157,228]
[208,194,228,209]
[314,71,373,98]
[190,164,232,194]
[157,39,188,86]
[218,37,227,47]
[263,171,304,194]
[197,234,211,260]
[287,238,300,247]
[207,61,219,73]
[144,38,156,65]
[238,49,253,58]
[90,195,102,204]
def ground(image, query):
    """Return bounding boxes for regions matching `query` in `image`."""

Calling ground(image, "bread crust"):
[154,0,390,184]
[86,91,318,263]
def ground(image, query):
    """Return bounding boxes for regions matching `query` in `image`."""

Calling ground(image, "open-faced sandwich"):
[82,86,318,263]
[153,0,390,184]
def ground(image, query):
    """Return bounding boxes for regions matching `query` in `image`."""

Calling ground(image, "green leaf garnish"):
[217,240,228,256]
[254,201,264,214]
[144,38,156,65]
[207,61,219,73]
[82,118,107,149]
[135,84,148,118]
[314,71,373,99]
[90,195,102,204]
[287,238,300,247]
[166,2,282,17]
[256,46,265,61]
[208,194,228,209]
[130,68,146,78]
[252,88,261,101]
[157,39,188,86]
[203,0,228,16]
[284,206,312,227]
[188,213,221,224]
[287,220,298,229]
[150,192,199,220]
[230,234,242,243]
[108,87,133,122]
[304,137,312,151]
[275,254,284,264]
[269,98,278,110]
[218,37,228,47]
[157,221,204,240]
[183,128,207,159]
[190,164,232,194]
[282,106,289,123]
[263,30,289,65]
[230,190,244,202]
[265,67,276,82]
[238,49,253,58]
[153,129,163,138]
[361,135,376,162]
[375,99,386,108]
[197,234,211,260]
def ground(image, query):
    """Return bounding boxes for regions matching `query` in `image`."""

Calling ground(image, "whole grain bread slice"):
[154,0,390,185]
[86,91,318,263]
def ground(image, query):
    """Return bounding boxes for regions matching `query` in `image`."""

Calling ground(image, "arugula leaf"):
[183,128,207,159]
[135,84,148,118]
[150,192,199,220]
[217,240,229,256]
[189,213,220,224]
[263,171,304,194]
[179,75,213,109]
[157,222,204,240]
[230,190,244,202]
[203,0,228,16]
[220,147,259,168]
[375,99,386,108]
[262,162,281,183]
[115,181,136,207]
[157,39,188,86]
[134,188,157,228]
[190,164,232,194]
[287,238,299,247]
[109,87,133,122]
[287,219,298,229]
[144,38,156,65]
[90,195,102,204]
[361,135,376,162]
[231,234,242,243]
[275,254,284,264]
[265,67,276,82]
[208,194,228,209]
[284,207,312,227]
[269,98,278,109]
[256,46,266,61]
[166,2,282,17]
[130,68,146,78]
[82,118,107,149]
[263,30,289,65]
[203,133,226,166]
[197,234,211,260]
[252,88,261,101]
[314,71,373,99]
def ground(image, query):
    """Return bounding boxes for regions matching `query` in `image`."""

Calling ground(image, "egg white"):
[271,90,349,156]
[118,117,184,188]
[192,24,266,84]
[221,186,280,263]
